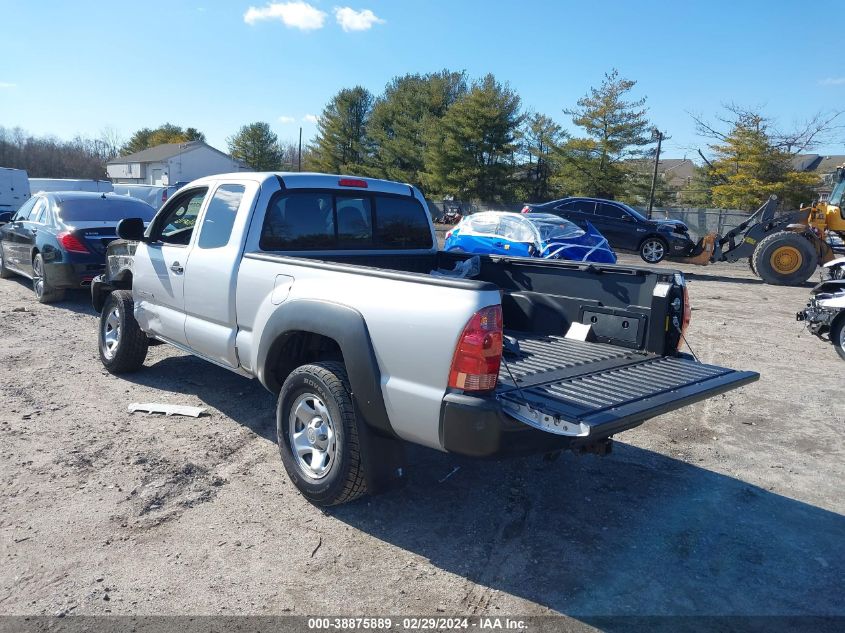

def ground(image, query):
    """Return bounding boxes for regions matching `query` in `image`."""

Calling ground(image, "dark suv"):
[523,197,695,263]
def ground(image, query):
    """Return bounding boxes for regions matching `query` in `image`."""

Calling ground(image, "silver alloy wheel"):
[101,307,121,359]
[32,255,44,299]
[839,324,845,350]
[641,239,665,263]
[289,393,337,480]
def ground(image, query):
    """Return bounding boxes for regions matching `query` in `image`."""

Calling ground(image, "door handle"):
[170,261,184,274]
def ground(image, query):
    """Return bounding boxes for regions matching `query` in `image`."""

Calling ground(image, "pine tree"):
[518,112,565,201]
[366,71,467,187]
[308,86,374,173]
[422,74,523,201]
[227,122,283,170]
[554,69,652,199]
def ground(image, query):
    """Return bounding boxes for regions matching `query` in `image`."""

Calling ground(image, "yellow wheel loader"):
[682,168,845,286]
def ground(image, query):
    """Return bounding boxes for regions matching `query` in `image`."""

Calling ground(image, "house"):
[625,157,697,203]
[790,154,845,201]
[106,141,246,185]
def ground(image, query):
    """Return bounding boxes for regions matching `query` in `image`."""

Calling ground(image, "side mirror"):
[117,217,147,241]
[0,212,12,224]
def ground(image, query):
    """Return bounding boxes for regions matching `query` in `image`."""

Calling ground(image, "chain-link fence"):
[428,199,775,240]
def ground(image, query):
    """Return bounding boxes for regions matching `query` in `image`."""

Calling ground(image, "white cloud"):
[303,114,319,124]
[0,82,16,89]
[819,77,845,86]
[244,2,327,30]
[334,7,384,32]
[278,115,296,123]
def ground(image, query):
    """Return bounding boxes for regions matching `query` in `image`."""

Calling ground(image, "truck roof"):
[188,172,416,197]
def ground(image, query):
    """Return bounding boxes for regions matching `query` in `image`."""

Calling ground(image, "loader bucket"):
[679,233,717,266]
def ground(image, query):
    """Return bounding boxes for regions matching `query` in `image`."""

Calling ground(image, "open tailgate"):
[497,332,759,437]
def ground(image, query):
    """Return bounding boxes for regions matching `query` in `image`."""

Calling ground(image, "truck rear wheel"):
[277,361,368,507]
[752,231,818,286]
[98,290,148,373]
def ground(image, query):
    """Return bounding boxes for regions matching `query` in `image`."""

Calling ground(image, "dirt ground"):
[0,254,843,625]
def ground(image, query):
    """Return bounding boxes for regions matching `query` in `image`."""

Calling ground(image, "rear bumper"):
[439,393,600,458]
[45,261,106,289]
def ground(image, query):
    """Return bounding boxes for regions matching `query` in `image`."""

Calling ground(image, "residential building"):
[106,141,246,185]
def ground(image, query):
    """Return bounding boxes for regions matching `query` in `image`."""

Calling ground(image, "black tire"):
[277,361,368,507]
[32,253,65,303]
[831,315,845,362]
[98,290,148,373]
[752,231,818,286]
[0,244,13,279]
[748,255,757,277]
[639,236,668,264]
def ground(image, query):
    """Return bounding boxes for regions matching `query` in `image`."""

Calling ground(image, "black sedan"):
[0,192,155,302]
[522,196,695,263]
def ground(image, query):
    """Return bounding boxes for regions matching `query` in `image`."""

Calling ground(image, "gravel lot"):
[1,254,843,624]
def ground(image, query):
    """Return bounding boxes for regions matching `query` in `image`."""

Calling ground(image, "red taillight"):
[445,229,454,239]
[448,305,503,392]
[57,231,89,253]
[338,178,368,188]
[521,205,531,214]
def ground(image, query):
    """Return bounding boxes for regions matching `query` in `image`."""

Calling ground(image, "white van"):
[0,168,31,214]
[28,178,114,194]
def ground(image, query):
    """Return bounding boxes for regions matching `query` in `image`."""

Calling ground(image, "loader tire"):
[752,231,817,286]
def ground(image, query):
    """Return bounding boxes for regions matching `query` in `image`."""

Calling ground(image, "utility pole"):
[647,128,664,219]
[298,127,302,172]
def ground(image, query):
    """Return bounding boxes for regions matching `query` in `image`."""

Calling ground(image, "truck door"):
[132,187,209,346]
[183,182,255,367]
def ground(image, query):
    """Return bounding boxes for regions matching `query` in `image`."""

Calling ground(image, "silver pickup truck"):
[91,172,758,506]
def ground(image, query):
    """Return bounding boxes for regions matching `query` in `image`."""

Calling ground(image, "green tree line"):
[302,69,839,209]
[3,70,839,210]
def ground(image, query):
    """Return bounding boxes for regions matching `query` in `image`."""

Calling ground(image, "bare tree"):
[690,103,843,155]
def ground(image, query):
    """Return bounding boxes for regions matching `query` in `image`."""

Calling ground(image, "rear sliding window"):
[260,191,432,251]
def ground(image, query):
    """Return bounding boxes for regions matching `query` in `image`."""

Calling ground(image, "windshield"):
[530,217,585,241]
[829,178,845,207]
[56,198,155,223]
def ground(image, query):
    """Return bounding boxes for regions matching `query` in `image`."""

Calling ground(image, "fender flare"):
[255,299,394,437]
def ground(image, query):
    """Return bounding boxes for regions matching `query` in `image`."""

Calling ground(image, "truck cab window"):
[198,184,245,249]
[374,196,432,249]
[261,192,335,250]
[155,188,208,245]
[336,196,372,247]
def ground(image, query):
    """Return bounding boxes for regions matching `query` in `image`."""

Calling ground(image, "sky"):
[1,0,844,159]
